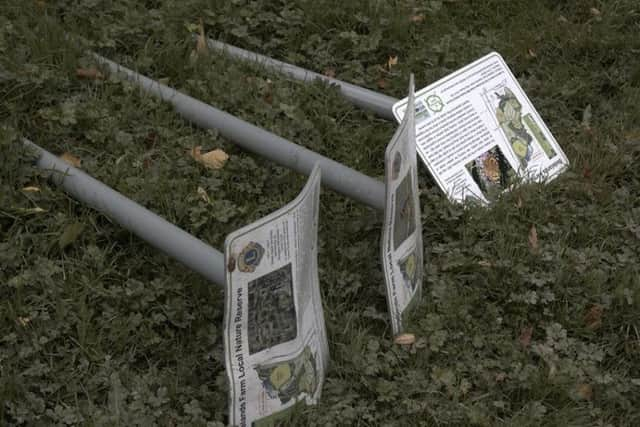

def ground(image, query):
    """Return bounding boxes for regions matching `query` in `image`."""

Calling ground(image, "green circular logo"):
[425,95,444,112]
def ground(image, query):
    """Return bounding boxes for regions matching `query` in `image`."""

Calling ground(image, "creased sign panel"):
[223,166,328,427]
[381,75,424,336]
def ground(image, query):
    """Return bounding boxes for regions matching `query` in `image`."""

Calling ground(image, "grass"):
[1,0,640,425]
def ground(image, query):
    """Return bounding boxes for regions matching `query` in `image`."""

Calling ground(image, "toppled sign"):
[223,165,328,426]
[381,75,424,337]
[393,52,569,203]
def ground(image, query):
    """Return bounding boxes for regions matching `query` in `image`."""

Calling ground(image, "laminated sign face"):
[393,52,569,204]
[223,166,328,427]
[381,75,424,336]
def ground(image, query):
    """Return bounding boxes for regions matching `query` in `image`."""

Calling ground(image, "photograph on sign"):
[223,166,328,427]
[392,52,569,204]
[381,75,424,336]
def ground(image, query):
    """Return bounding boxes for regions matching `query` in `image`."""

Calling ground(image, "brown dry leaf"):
[22,186,41,193]
[76,67,104,80]
[376,78,388,90]
[527,48,537,59]
[16,316,31,327]
[60,152,81,168]
[577,383,593,400]
[495,372,507,383]
[196,18,208,54]
[323,67,336,78]
[191,147,229,169]
[410,14,425,23]
[197,186,211,203]
[201,149,229,169]
[590,7,601,17]
[519,325,533,348]
[387,55,398,70]
[557,15,569,23]
[528,225,538,252]
[584,304,603,330]
[394,333,415,346]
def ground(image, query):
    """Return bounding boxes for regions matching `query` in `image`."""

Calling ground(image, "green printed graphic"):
[255,346,318,405]
[523,114,557,159]
[495,88,534,168]
[398,250,419,292]
[393,173,416,250]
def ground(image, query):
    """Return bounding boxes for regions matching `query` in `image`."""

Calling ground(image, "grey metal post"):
[203,38,400,120]
[24,138,227,286]
[92,54,386,211]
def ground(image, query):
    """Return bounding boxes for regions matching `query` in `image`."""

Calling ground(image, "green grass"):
[1,0,640,425]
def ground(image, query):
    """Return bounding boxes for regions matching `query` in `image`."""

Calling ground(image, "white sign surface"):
[393,52,569,203]
[382,75,424,336]
[223,165,328,427]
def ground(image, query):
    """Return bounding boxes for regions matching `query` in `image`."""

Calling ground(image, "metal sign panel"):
[393,52,569,203]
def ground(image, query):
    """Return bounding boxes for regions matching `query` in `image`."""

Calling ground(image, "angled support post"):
[202,38,400,120]
[92,54,386,211]
[25,138,227,286]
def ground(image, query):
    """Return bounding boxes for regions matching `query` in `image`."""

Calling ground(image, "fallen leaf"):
[584,304,603,330]
[519,325,533,348]
[495,372,507,383]
[477,260,493,267]
[577,383,593,400]
[76,67,104,80]
[376,78,388,89]
[583,166,592,179]
[60,152,81,168]
[190,146,229,169]
[410,14,425,23]
[394,333,415,346]
[387,55,398,70]
[322,67,336,78]
[527,48,537,58]
[16,316,31,327]
[21,186,41,192]
[516,196,523,208]
[528,225,538,252]
[197,186,211,203]
[557,15,568,23]
[59,222,85,249]
[590,7,601,17]
[196,18,208,54]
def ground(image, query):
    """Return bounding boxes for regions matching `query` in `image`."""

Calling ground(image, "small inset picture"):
[255,346,318,405]
[398,250,419,292]
[465,146,516,198]
[393,173,416,250]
